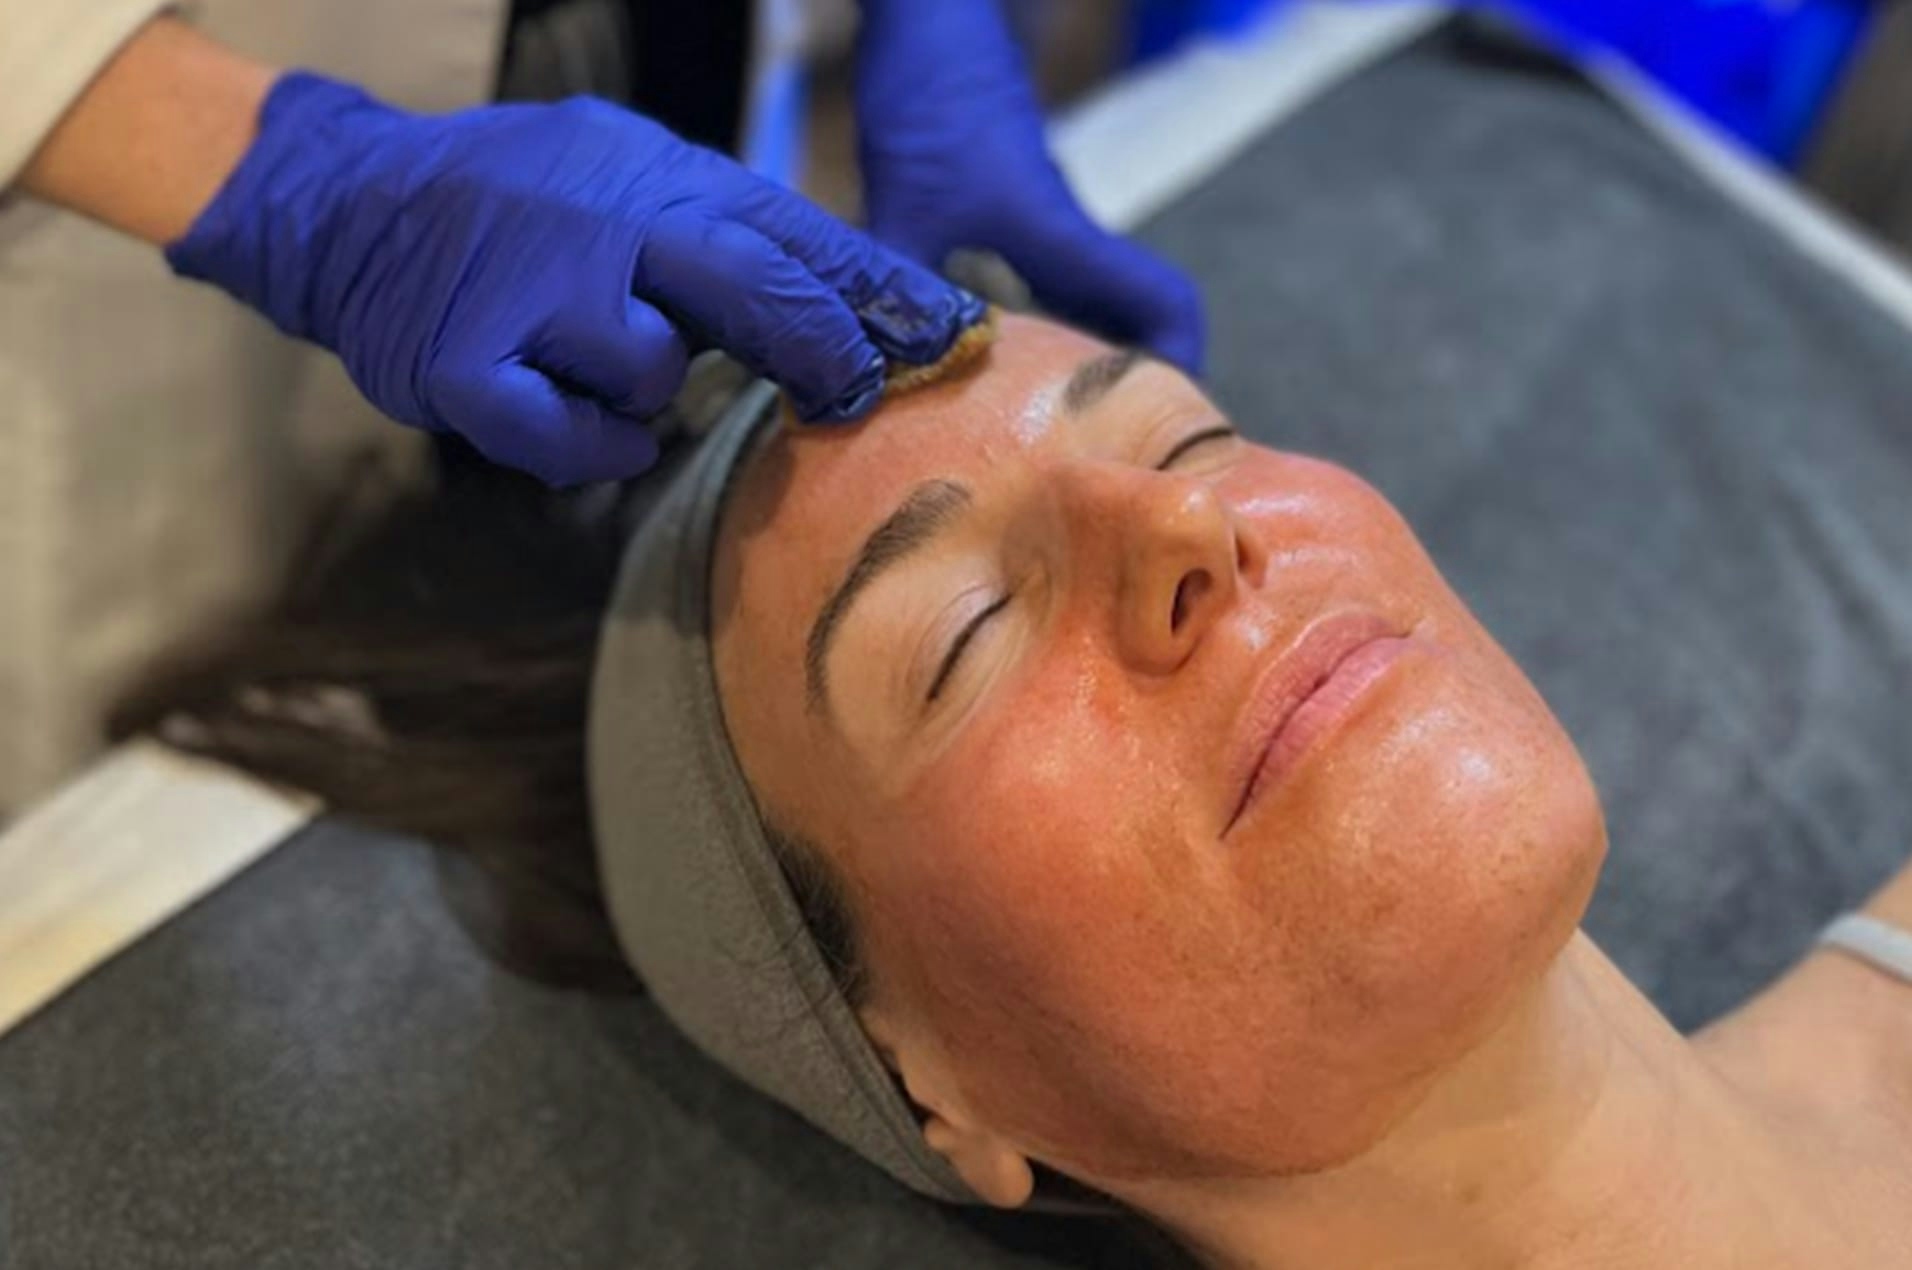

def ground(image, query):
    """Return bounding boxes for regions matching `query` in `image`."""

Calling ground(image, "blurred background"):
[772,0,1912,260]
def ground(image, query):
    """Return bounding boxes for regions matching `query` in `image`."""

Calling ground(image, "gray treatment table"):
[7,13,1912,1268]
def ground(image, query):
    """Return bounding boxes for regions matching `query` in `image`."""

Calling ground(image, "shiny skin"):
[710,315,1607,1193]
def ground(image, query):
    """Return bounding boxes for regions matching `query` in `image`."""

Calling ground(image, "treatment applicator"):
[881,305,999,398]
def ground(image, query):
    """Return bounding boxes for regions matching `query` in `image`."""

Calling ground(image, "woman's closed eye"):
[921,425,1243,707]
[1157,424,1239,470]
[926,591,1012,703]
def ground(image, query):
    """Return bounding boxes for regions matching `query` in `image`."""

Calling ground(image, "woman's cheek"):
[1240,646,1601,1031]
[883,671,1151,988]
[909,687,1118,897]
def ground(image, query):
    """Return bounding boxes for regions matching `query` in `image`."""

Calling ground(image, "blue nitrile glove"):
[167,74,985,486]
[855,0,1205,374]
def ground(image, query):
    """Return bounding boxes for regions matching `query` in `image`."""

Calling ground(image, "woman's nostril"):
[1172,570,1213,632]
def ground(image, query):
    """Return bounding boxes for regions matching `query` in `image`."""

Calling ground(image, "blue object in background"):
[1131,0,1288,61]
[741,0,808,186]
[745,0,1872,185]
[1125,0,1874,169]
[1493,0,1874,165]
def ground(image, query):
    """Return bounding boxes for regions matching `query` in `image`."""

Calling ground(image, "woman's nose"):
[1053,461,1254,674]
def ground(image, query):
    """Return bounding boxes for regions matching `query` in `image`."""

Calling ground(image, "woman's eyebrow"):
[805,478,973,716]
[799,350,1150,719]
[1061,347,1151,416]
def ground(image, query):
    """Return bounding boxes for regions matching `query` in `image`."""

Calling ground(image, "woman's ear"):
[921,1113,1036,1208]
[861,1006,1036,1209]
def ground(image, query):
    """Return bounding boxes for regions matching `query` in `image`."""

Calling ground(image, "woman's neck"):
[1112,933,1881,1270]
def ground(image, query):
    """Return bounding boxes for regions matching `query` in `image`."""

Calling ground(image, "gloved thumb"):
[1005,214,1207,376]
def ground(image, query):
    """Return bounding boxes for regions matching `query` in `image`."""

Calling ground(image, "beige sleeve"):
[0,0,173,186]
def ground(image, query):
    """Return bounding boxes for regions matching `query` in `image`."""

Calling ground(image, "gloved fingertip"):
[547,396,664,484]
[529,423,662,487]
[440,359,664,486]
[1162,281,1209,377]
[1018,227,1207,375]
[797,359,887,425]
[587,418,663,481]
[950,287,989,338]
[858,280,987,366]
[1152,318,1207,378]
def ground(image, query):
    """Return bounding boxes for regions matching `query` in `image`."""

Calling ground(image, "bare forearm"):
[17,16,276,245]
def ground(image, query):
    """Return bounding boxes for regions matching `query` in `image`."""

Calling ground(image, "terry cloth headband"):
[587,378,1116,1215]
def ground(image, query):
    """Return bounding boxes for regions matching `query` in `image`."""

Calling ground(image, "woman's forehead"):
[725,316,1116,580]
[807,319,1110,503]
[710,319,1120,782]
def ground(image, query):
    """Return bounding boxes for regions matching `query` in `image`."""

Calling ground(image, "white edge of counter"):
[1049,2,1449,232]
[0,740,316,1037]
[1590,54,1912,338]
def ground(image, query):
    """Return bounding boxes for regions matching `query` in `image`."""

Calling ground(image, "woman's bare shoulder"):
[1858,857,1912,933]
[1692,855,1912,1141]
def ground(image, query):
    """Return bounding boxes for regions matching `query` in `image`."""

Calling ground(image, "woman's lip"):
[1222,614,1407,836]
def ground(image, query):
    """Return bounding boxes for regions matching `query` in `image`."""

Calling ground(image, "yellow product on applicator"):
[882,305,999,398]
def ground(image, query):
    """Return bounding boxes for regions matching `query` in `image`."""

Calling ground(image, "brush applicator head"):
[882,306,999,398]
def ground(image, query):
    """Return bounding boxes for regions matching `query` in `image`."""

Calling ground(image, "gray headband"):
[587,380,976,1203]
[587,380,1114,1215]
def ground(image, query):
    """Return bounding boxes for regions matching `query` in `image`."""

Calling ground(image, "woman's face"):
[711,314,1606,1189]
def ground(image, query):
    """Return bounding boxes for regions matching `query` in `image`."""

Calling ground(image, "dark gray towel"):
[0,822,1172,1269]
[7,26,1912,1269]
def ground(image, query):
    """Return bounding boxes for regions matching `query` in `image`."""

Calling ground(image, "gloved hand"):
[167,74,984,485]
[854,0,1205,374]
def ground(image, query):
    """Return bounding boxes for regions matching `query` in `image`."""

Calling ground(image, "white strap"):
[1818,913,1912,987]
